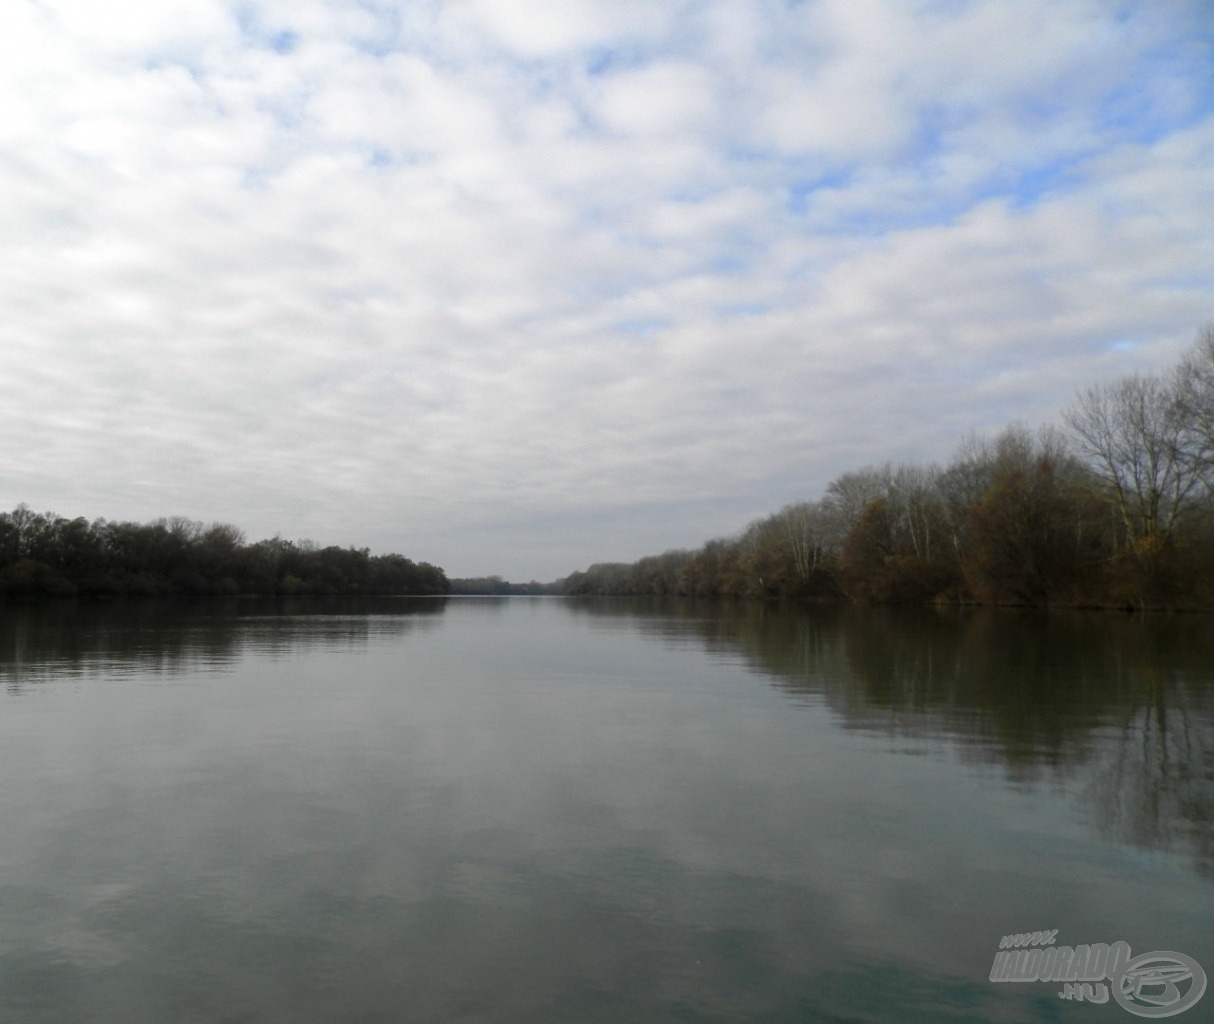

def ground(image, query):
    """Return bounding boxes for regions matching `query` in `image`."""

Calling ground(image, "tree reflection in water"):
[567,598,1214,877]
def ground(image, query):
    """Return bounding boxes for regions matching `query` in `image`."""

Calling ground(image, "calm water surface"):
[1,597,1211,1022]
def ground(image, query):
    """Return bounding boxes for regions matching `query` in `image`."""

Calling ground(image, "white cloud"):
[34,0,232,56]
[453,0,675,59]
[594,61,719,137]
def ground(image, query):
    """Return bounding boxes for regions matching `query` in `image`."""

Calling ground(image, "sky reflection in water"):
[0,597,1211,1022]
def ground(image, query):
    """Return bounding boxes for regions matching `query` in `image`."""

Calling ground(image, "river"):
[1,597,1211,1022]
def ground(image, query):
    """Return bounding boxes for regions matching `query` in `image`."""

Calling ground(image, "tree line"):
[0,510,449,599]
[448,576,560,595]
[563,325,1214,610]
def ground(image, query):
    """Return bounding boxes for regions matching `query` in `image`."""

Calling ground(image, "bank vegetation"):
[564,326,1214,610]
[0,513,448,599]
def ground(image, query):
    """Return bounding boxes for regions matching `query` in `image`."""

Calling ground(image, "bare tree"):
[773,501,832,578]
[1063,372,1204,551]
[823,463,946,562]
[888,462,942,562]
[161,516,205,545]
[821,466,894,549]
[1172,323,1214,492]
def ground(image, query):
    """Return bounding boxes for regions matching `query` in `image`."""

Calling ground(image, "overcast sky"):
[2,0,1213,581]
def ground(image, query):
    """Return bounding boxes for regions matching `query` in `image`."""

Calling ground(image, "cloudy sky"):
[2,0,1213,581]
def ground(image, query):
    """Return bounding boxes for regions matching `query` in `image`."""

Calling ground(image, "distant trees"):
[564,550,696,597]
[562,324,1214,610]
[11,325,1214,611]
[447,576,559,595]
[0,507,449,600]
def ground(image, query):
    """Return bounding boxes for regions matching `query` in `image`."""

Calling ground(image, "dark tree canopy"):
[0,510,448,600]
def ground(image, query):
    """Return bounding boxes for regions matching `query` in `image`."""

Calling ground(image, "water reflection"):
[1,596,1211,1022]
[6,598,1212,879]
[567,598,1214,877]
[1085,676,1214,875]
[0,597,447,691]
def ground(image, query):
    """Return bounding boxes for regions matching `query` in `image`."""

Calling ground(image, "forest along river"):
[0,596,1211,1023]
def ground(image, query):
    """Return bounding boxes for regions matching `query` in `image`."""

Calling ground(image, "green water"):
[1,597,1211,1022]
